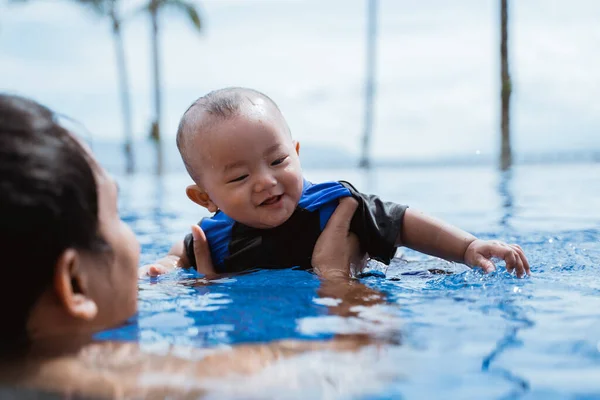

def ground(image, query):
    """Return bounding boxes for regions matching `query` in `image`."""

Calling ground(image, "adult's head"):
[176,87,303,229]
[0,94,139,357]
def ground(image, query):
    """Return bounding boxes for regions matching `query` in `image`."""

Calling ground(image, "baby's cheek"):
[293,174,304,197]
[229,191,248,207]
[284,161,300,176]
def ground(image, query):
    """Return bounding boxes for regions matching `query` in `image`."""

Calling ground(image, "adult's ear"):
[53,249,98,321]
[186,184,218,213]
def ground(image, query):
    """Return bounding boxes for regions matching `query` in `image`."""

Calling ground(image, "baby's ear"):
[186,185,218,213]
[294,140,300,156]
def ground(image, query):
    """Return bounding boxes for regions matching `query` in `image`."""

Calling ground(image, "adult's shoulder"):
[0,341,212,398]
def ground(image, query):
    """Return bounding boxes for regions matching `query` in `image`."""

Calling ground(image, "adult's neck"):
[25,290,98,359]
[26,333,95,359]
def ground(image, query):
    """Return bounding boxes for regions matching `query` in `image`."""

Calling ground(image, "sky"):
[1,0,599,165]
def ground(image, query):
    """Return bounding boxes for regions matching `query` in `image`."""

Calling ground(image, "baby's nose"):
[253,173,277,192]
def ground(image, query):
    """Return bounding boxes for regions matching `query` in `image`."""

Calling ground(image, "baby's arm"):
[399,209,530,277]
[137,241,186,278]
[138,225,216,277]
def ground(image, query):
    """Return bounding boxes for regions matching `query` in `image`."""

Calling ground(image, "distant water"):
[92,139,600,176]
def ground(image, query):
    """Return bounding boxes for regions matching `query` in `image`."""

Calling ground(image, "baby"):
[142,87,529,278]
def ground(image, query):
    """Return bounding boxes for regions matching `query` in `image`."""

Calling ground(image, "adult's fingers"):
[312,197,360,280]
[191,225,216,276]
[324,197,358,236]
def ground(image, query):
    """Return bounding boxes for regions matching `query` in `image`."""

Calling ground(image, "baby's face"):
[190,109,304,229]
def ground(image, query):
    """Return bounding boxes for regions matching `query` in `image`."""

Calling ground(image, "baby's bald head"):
[176,87,290,183]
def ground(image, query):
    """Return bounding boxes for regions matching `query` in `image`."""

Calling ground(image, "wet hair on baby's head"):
[176,87,288,182]
[178,86,281,125]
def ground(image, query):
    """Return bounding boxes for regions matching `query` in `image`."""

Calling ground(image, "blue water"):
[104,163,600,399]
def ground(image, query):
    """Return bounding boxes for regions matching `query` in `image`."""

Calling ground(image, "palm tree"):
[99,0,136,174]
[143,0,202,175]
[105,0,135,174]
[359,0,378,169]
[500,0,512,170]
[12,0,136,173]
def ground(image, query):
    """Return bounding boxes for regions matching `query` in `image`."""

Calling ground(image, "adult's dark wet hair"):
[0,94,109,357]
[176,87,289,181]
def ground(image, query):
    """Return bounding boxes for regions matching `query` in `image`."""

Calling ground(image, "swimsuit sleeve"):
[339,180,408,264]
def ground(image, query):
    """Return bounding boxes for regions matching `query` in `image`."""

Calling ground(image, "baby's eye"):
[228,174,248,183]
[271,156,288,166]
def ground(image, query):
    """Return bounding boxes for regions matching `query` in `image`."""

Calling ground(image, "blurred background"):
[1,0,599,174]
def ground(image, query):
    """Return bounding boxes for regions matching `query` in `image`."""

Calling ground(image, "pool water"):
[105,163,600,399]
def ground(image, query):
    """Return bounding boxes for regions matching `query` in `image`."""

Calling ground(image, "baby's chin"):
[250,212,294,230]
[248,205,297,229]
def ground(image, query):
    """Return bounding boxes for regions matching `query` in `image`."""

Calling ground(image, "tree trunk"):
[111,15,135,174]
[359,0,378,169]
[500,0,512,171]
[150,3,163,175]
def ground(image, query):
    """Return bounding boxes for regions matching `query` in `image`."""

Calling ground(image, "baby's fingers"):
[472,254,496,274]
[493,245,526,278]
[512,252,526,278]
[149,265,170,277]
[511,244,531,276]
[138,264,169,278]
[503,249,519,276]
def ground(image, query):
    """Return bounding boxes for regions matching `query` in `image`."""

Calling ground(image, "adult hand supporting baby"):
[312,197,366,280]
[189,224,217,276]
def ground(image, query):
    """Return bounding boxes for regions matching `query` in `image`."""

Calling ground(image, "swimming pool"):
[107,162,600,399]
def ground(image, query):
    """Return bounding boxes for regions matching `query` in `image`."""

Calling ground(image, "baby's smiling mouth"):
[260,195,283,206]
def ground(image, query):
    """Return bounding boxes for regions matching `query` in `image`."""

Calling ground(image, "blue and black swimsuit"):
[184,180,408,274]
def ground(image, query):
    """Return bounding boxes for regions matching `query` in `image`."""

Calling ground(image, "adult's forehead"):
[66,127,110,183]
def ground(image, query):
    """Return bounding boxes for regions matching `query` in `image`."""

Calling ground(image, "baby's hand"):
[464,239,530,278]
[138,255,180,278]
[138,225,216,279]
[138,263,173,278]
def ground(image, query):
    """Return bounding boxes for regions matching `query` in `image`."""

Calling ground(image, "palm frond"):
[77,0,110,16]
[131,0,202,31]
[164,0,202,31]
